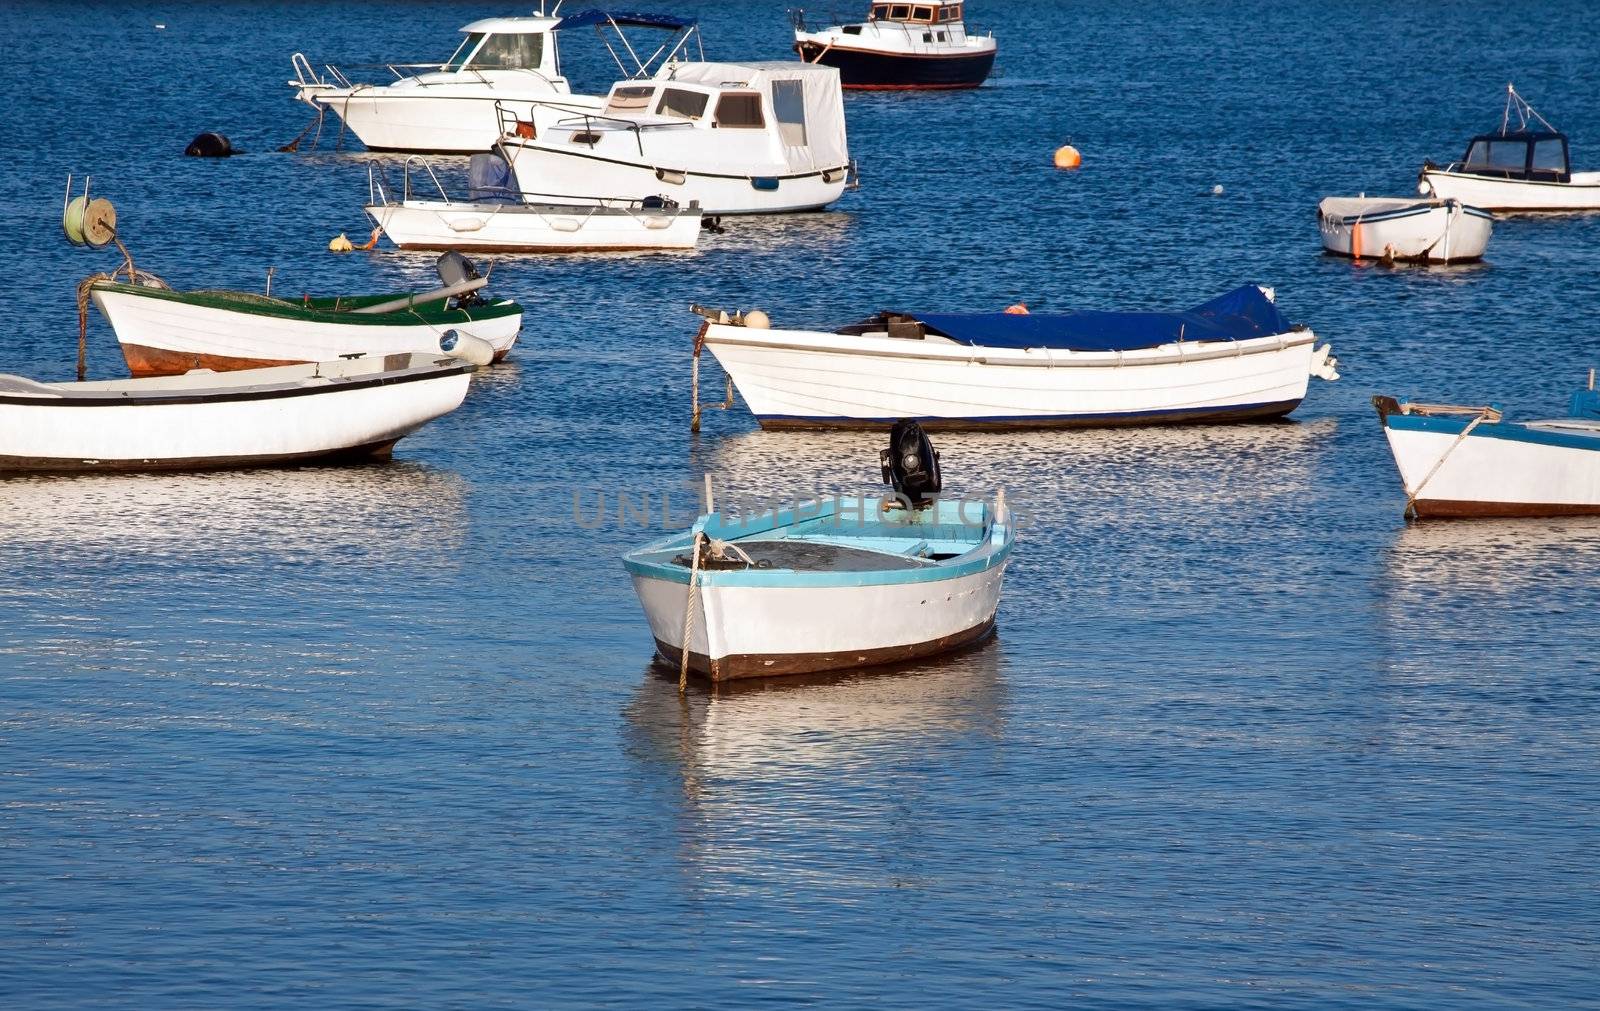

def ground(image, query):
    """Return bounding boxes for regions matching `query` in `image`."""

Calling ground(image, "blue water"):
[4,1,1600,1006]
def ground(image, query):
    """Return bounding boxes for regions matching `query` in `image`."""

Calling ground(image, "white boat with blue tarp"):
[697,285,1339,429]
[1375,384,1600,518]
[624,423,1013,682]
[1317,195,1492,263]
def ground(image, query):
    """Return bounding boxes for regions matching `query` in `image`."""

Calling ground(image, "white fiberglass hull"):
[367,200,701,252]
[631,559,1006,679]
[1317,198,1492,262]
[502,139,847,214]
[1381,411,1600,517]
[1422,168,1600,212]
[703,325,1335,428]
[0,357,471,473]
[91,287,522,376]
[300,85,603,154]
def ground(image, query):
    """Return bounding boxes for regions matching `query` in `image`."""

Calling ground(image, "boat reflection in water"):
[622,635,1006,791]
[1383,516,1600,606]
[0,463,470,565]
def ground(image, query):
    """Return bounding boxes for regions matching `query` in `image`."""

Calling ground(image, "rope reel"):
[62,194,117,249]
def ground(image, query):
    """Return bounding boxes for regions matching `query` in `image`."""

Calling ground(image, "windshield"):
[445,33,483,71]
[605,86,656,115]
[468,33,545,70]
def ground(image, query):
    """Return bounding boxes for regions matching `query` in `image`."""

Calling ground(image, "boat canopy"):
[1458,129,1570,182]
[659,62,849,170]
[555,9,697,32]
[895,285,1294,351]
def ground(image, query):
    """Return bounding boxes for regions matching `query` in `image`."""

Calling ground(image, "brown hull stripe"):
[121,342,508,378]
[654,617,996,682]
[1411,498,1600,519]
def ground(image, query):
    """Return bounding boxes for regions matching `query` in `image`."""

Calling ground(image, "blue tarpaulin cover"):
[908,285,1293,352]
[467,152,518,203]
[555,9,697,31]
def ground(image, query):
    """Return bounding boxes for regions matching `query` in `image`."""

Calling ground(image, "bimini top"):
[555,9,697,31]
[898,285,1295,352]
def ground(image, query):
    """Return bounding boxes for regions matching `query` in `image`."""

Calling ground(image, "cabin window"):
[468,33,544,70]
[771,79,807,146]
[606,85,656,114]
[1533,138,1567,172]
[888,4,911,19]
[912,5,935,21]
[714,92,764,129]
[942,4,962,20]
[1466,139,1529,172]
[446,33,483,71]
[871,4,890,19]
[657,88,710,121]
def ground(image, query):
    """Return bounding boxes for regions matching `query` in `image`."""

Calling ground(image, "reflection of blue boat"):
[624,495,1014,681]
[1375,383,1600,518]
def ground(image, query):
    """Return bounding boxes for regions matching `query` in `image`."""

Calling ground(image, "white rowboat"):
[0,353,472,473]
[1317,197,1493,263]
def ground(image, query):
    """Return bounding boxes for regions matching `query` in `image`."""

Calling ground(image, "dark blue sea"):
[4,1,1600,1006]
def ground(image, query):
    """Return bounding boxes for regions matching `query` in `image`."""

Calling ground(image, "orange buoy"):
[1053,145,1082,169]
[1004,302,1030,315]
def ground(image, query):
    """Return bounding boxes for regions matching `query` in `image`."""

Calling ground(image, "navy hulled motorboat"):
[793,1,996,91]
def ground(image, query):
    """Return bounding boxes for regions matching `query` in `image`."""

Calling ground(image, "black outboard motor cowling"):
[881,419,942,507]
[436,251,485,308]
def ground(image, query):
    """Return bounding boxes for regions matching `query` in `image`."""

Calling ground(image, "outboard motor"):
[436,251,485,308]
[184,132,235,157]
[881,419,942,508]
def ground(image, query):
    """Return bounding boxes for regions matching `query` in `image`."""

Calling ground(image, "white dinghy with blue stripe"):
[623,423,1014,682]
[1317,196,1493,263]
[1375,382,1600,518]
[698,285,1339,429]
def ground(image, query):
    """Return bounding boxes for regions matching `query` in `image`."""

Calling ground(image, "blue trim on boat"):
[1384,411,1600,452]
[622,495,1014,588]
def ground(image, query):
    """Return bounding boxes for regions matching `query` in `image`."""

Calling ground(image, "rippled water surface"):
[5,1,1600,1006]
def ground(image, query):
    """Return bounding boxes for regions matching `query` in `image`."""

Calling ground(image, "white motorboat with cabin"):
[498,62,854,214]
[0,353,473,474]
[1317,195,1493,263]
[364,154,703,253]
[288,8,702,154]
[792,1,996,90]
[694,286,1339,429]
[623,422,1013,681]
[1375,381,1600,518]
[1419,85,1600,212]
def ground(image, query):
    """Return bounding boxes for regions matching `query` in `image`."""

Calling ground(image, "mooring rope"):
[75,242,169,381]
[1404,409,1496,519]
[679,530,705,694]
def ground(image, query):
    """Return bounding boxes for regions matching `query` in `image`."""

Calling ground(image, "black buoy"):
[184,132,236,157]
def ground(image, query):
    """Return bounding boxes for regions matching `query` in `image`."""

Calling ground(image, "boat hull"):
[0,358,470,474]
[1422,168,1600,212]
[794,40,995,90]
[1317,199,1492,262]
[366,200,701,252]
[703,325,1328,428]
[1378,405,1600,517]
[92,286,522,377]
[501,138,848,215]
[630,558,1007,682]
[302,86,602,154]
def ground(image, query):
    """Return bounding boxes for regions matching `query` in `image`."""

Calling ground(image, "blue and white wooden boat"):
[699,285,1339,429]
[623,493,1013,681]
[1375,385,1600,517]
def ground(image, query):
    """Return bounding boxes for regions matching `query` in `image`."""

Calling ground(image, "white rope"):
[1403,410,1494,518]
[679,530,704,693]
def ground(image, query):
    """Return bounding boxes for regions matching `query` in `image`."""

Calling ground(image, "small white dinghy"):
[1374,382,1600,518]
[365,154,703,253]
[0,353,472,474]
[1419,85,1600,212]
[623,423,1014,682]
[1317,196,1492,263]
[694,286,1339,429]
